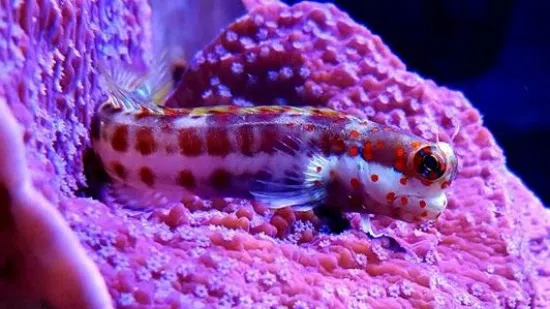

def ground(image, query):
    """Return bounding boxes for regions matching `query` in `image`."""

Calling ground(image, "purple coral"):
[1,0,549,308]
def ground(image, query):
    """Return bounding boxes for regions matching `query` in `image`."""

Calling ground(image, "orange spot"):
[110,161,127,180]
[177,170,196,189]
[396,147,405,158]
[441,181,449,189]
[135,127,156,156]
[179,128,203,156]
[259,126,280,154]
[332,136,346,154]
[304,123,315,131]
[370,174,379,182]
[360,120,369,126]
[362,141,373,160]
[376,140,384,149]
[411,141,421,149]
[386,192,396,202]
[399,177,408,185]
[209,169,232,190]
[419,200,427,208]
[348,146,359,157]
[206,127,232,156]
[400,196,408,206]
[139,167,155,187]
[421,211,428,217]
[350,178,361,190]
[395,159,406,171]
[349,130,360,139]
[236,125,254,156]
[371,127,380,133]
[111,125,129,152]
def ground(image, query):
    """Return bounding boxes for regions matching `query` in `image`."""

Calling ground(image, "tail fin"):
[96,52,174,111]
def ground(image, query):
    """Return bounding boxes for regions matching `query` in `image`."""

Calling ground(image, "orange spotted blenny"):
[91,59,458,227]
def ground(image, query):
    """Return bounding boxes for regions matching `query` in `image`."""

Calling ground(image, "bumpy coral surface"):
[0,0,150,308]
[1,0,549,308]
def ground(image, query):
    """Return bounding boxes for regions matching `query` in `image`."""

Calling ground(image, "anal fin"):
[102,182,182,212]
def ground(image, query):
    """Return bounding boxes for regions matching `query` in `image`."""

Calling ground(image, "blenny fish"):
[91,59,458,227]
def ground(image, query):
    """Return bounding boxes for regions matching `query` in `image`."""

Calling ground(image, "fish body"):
[92,104,347,198]
[91,58,459,223]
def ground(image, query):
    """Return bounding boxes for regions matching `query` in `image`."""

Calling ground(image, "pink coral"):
[0,0,150,307]
[1,0,549,308]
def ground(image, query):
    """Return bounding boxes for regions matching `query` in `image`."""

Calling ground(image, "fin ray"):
[102,182,171,211]
[96,59,142,110]
[145,51,175,107]
[249,133,332,212]
[96,52,174,112]
[102,182,193,211]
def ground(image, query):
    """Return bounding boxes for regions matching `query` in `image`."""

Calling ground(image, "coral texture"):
[0,0,150,308]
[150,0,248,64]
[1,0,549,308]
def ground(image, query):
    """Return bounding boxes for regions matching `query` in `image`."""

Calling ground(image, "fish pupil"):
[423,155,439,172]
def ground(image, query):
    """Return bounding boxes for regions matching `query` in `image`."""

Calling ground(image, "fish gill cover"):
[0,0,549,308]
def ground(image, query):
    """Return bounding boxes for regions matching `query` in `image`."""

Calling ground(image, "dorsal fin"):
[96,51,174,111]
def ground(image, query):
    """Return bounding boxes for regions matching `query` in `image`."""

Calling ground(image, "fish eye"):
[413,146,445,182]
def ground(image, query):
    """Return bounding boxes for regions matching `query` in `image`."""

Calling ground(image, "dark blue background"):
[284,0,550,206]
